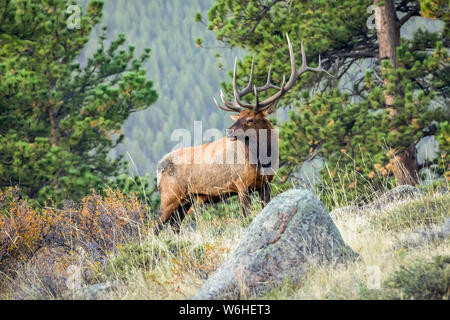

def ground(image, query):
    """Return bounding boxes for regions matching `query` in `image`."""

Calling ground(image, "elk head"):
[214,34,331,141]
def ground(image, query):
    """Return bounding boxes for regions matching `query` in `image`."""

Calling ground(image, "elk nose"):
[225,129,233,138]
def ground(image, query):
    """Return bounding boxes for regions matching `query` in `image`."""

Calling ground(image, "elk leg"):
[259,183,271,208]
[169,202,192,234]
[238,190,251,217]
[153,193,184,235]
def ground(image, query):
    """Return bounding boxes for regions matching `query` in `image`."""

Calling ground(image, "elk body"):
[154,35,328,234]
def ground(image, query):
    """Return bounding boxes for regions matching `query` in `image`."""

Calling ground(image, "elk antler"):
[214,34,333,113]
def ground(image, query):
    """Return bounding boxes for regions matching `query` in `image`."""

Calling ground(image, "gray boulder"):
[394,217,450,249]
[194,189,357,300]
[70,282,117,300]
[331,185,424,217]
[364,185,424,211]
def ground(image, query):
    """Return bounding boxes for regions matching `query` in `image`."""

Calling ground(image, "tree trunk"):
[388,143,419,185]
[49,109,58,147]
[374,0,419,185]
[374,0,400,106]
[374,0,400,67]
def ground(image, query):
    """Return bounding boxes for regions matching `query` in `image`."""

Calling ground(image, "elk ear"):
[260,102,277,117]
[230,114,239,121]
[261,109,271,117]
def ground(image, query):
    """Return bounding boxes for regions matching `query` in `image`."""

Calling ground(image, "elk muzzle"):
[226,128,236,140]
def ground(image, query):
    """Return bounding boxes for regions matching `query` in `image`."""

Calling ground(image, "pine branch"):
[398,4,420,26]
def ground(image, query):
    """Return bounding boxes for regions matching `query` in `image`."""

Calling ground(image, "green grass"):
[370,194,450,232]
[101,239,207,281]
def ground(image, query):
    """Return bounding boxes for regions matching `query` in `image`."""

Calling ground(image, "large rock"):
[364,185,424,211]
[394,217,450,249]
[330,185,425,218]
[194,189,357,300]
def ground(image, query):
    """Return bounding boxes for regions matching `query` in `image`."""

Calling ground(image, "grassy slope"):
[263,194,449,299]
[96,192,449,300]
[0,188,448,299]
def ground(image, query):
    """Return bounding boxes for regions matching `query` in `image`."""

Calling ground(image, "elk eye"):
[247,118,254,123]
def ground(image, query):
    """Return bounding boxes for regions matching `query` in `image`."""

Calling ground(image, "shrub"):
[0,187,21,216]
[384,255,450,300]
[0,189,149,275]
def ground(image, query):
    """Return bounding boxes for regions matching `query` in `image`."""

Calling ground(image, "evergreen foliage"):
[384,255,450,300]
[0,0,158,204]
[203,0,449,201]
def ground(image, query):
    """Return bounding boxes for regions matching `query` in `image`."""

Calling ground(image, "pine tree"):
[202,0,449,199]
[0,0,158,204]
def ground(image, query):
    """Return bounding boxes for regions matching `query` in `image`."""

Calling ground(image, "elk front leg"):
[259,183,271,208]
[168,202,192,234]
[237,189,251,217]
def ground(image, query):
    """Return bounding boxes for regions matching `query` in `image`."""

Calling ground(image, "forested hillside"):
[83,0,241,176]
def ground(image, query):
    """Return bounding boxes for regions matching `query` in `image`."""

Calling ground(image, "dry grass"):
[93,201,249,300]
[0,181,449,300]
[260,193,449,299]
[0,188,149,299]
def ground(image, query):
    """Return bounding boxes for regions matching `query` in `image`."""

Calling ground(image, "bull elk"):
[154,34,329,234]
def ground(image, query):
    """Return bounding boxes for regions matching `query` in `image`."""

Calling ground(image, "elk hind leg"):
[153,192,184,235]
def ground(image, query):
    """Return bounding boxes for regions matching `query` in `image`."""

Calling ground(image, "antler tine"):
[219,89,243,112]
[214,97,232,112]
[214,97,240,112]
[286,34,304,89]
[253,85,259,110]
[305,53,335,78]
[300,39,307,70]
[220,90,233,108]
[238,57,255,97]
[299,38,334,77]
[233,57,258,110]
[255,64,281,91]
[263,64,274,88]
[257,75,286,112]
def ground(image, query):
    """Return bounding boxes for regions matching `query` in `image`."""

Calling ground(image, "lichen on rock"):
[194,189,357,300]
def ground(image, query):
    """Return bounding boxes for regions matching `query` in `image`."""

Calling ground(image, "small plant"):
[384,255,450,300]
[103,242,160,280]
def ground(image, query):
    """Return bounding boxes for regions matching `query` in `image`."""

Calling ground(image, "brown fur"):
[154,110,276,234]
